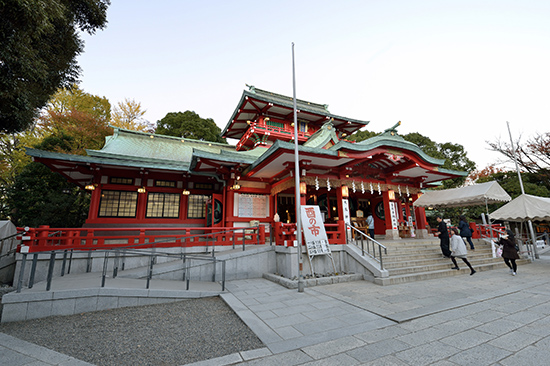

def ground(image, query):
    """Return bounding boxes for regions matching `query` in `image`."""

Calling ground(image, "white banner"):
[300,205,331,256]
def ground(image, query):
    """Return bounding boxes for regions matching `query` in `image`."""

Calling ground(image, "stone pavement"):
[2,254,550,365]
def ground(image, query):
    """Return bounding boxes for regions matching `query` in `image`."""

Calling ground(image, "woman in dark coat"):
[458,215,475,250]
[496,229,520,275]
[435,216,452,257]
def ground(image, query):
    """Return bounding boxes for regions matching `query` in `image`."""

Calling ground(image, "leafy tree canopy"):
[38,86,112,155]
[47,85,111,122]
[0,0,110,133]
[1,86,112,221]
[155,111,227,143]
[7,162,90,227]
[111,98,154,132]
[488,131,550,189]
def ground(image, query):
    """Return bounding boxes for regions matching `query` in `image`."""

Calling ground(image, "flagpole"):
[292,43,305,292]
[506,121,538,259]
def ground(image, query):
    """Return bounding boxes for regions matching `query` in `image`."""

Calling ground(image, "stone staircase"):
[374,237,531,285]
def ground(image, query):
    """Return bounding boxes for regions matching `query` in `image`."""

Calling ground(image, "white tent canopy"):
[413,181,512,208]
[489,194,550,222]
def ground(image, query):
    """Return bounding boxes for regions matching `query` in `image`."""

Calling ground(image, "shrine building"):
[26,86,466,242]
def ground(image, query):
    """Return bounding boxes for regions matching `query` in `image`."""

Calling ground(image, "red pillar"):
[336,185,344,221]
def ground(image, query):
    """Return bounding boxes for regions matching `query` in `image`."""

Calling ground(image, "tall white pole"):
[506,121,538,259]
[292,43,305,292]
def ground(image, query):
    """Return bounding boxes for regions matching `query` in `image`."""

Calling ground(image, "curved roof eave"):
[242,139,339,175]
[26,147,190,172]
[189,148,261,171]
[331,137,445,166]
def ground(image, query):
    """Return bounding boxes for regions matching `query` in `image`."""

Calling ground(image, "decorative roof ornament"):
[245,83,256,93]
[382,121,401,136]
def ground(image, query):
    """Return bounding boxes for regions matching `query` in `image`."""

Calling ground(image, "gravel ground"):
[0,297,264,366]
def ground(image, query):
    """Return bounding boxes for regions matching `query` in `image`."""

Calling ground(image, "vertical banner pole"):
[292,43,305,292]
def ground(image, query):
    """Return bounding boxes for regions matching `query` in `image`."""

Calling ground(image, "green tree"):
[155,111,227,143]
[345,129,378,142]
[47,85,111,122]
[7,161,90,227]
[2,86,112,223]
[0,0,110,133]
[0,126,44,219]
[477,171,550,198]
[402,132,441,159]
[434,142,476,189]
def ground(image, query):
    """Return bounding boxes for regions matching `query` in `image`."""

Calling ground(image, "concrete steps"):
[374,238,530,285]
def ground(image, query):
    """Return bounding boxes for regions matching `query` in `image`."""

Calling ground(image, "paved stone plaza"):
[2,253,550,365]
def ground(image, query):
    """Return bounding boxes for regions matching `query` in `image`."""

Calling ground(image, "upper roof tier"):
[221,86,370,141]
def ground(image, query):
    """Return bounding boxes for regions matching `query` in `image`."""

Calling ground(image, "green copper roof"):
[303,121,340,149]
[189,146,269,170]
[26,147,189,172]
[332,131,446,166]
[86,128,235,168]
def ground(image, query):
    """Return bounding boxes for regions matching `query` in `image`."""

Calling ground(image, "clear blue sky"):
[77,0,550,169]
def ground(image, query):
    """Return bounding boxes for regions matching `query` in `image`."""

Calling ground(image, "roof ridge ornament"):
[383,121,401,136]
[245,83,256,93]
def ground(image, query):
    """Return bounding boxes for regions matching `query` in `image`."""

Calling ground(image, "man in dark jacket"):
[458,215,475,250]
[435,216,451,257]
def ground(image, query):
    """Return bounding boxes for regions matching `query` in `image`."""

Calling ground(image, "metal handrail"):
[17,247,226,293]
[14,225,269,293]
[345,223,387,269]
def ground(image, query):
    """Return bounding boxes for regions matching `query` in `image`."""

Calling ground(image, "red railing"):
[471,223,505,239]
[16,225,266,253]
[272,221,346,246]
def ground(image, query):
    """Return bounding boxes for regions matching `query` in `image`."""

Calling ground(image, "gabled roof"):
[333,129,445,167]
[303,121,341,149]
[221,86,369,140]
[25,128,238,188]
[88,128,235,166]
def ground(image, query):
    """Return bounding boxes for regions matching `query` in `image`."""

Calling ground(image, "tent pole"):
[507,121,539,259]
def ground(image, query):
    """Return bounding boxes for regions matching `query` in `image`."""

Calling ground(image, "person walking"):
[366,213,375,238]
[496,229,520,275]
[450,228,476,275]
[458,215,475,250]
[435,216,452,258]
